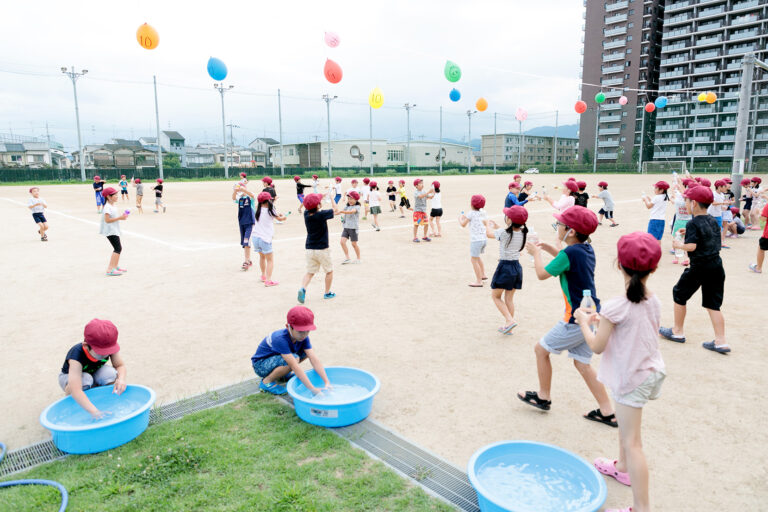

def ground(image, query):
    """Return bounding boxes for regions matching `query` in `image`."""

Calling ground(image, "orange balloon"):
[136,23,159,50]
[476,98,488,112]
[706,91,717,104]
[324,59,343,84]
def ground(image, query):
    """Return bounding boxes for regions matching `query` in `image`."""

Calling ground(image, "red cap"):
[598,181,608,187]
[84,319,120,356]
[363,177,370,184]
[503,206,528,224]
[567,177,577,181]
[694,177,702,183]
[681,178,693,187]
[563,180,579,192]
[134,178,142,184]
[413,179,423,186]
[684,185,713,204]
[741,178,751,186]
[156,178,163,183]
[286,306,316,331]
[262,176,272,183]
[508,182,520,189]
[240,172,247,178]
[699,178,711,188]
[93,175,101,180]
[471,194,486,209]
[577,180,587,189]
[351,179,358,183]
[654,181,670,190]
[29,187,39,193]
[257,191,272,203]
[553,205,598,235]
[432,180,440,188]
[335,177,342,182]
[398,179,405,184]
[714,179,726,188]
[617,232,661,272]
[388,180,394,184]
[293,175,300,181]
[514,174,521,179]
[723,178,732,184]
[730,206,739,214]
[303,193,322,209]
[312,174,318,179]
[752,177,762,184]
[370,181,377,188]
[347,190,360,200]
[524,181,533,187]
[101,187,118,197]
[120,174,126,178]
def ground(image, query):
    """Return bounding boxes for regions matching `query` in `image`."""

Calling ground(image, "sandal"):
[584,409,618,428]
[498,322,518,334]
[659,326,685,343]
[593,457,631,486]
[702,341,731,354]
[468,283,483,287]
[265,280,279,287]
[517,391,551,411]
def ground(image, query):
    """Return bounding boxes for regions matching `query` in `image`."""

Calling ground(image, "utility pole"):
[369,106,374,176]
[153,75,164,179]
[517,120,524,172]
[493,112,497,174]
[690,98,698,173]
[323,94,337,177]
[227,123,240,169]
[467,110,477,173]
[277,89,284,176]
[404,103,416,173]
[593,105,599,173]
[45,121,53,168]
[439,106,443,174]
[638,106,645,174]
[553,110,559,173]
[61,66,88,181]
[214,83,234,178]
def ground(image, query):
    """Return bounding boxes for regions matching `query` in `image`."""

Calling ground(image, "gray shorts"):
[155,197,163,205]
[539,321,593,364]
[341,228,358,242]
[470,240,487,257]
[613,370,666,408]
[58,365,117,391]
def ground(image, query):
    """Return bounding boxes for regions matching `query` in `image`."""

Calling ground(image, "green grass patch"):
[0,395,453,511]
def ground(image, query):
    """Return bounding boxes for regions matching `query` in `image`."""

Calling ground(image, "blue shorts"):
[491,260,523,290]
[253,237,273,254]
[713,216,722,228]
[95,191,105,206]
[647,219,665,241]
[334,194,341,204]
[239,224,253,247]
[298,194,305,203]
[470,240,487,257]
[32,212,47,224]
[252,353,305,378]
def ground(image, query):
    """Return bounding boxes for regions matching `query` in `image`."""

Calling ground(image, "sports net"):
[641,161,687,174]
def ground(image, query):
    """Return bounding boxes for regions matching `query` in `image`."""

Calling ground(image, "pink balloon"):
[515,107,528,122]
[619,96,628,106]
[324,59,343,84]
[324,31,340,48]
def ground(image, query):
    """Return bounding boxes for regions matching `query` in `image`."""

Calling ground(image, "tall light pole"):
[493,112,497,174]
[277,89,284,176]
[404,103,416,174]
[467,110,477,173]
[637,106,645,174]
[214,83,234,178]
[593,105,600,173]
[323,94,337,177]
[553,110,559,173]
[153,76,164,180]
[227,123,240,168]
[369,106,374,176]
[439,106,443,174]
[61,66,88,181]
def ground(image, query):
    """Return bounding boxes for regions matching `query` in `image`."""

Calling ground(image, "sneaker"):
[375,227,381,232]
[323,292,336,300]
[341,259,352,265]
[721,244,730,249]
[610,223,619,227]
[371,223,377,230]
[162,206,166,213]
[659,326,685,343]
[106,269,122,277]
[413,238,420,243]
[352,259,361,264]
[682,259,689,266]
[153,210,159,213]
[422,237,432,242]
[672,259,679,264]
[242,261,250,271]
[265,280,279,287]
[259,381,287,395]
[749,263,762,274]
[297,287,306,304]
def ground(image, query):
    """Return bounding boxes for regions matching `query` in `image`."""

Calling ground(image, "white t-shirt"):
[99,204,121,236]
[431,192,442,209]
[552,194,575,212]
[369,190,381,207]
[28,197,47,213]
[252,208,276,243]
[674,193,692,221]
[312,179,319,193]
[649,194,667,220]
[465,210,487,242]
[332,183,342,196]
[495,228,523,261]
[361,185,371,201]
[708,191,724,217]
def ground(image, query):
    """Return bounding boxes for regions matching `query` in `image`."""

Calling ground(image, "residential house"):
[159,131,186,166]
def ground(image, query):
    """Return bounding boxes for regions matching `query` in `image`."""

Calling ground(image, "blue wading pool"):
[286,366,380,427]
[40,384,156,454]
[467,441,607,512]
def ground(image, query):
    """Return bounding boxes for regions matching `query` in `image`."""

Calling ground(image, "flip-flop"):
[500,322,518,334]
[749,263,762,274]
[702,341,731,354]
[517,391,551,411]
[584,408,618,428]
[593,457,631,486]
[265,280,279,287]
[468,283,483,287]
[659,326,685,343]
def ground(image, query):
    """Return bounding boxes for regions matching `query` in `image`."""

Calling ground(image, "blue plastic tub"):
[40,385,156,454]
[286,366,380,427]
[467,441,607,512]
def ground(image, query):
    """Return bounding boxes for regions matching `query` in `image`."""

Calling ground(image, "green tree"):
[163,153,181,168]
[582,149,592,165]
[631,147,640,163]
[616,146,625,163]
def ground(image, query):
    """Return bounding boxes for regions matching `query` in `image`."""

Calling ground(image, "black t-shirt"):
[575,192,589,207]
[386,186,397,197]
[154,184,163,197]
[304,209,334,250]
[264,186,277,199]
[518,192,529,202]
[92,182,103,192]
[685,215,722,265]
[296,182,310,195]
[61,343,108,374]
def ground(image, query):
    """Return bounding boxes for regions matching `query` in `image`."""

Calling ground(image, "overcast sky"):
[0,0,584,152]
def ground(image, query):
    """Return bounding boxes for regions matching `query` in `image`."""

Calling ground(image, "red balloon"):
[644,102,656,113]
[574,100,587,114]
[324,59,343,84]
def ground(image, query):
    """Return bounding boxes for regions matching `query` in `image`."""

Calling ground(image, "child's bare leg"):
[351,241,360,259]
[259,253,267,276]
[422,223,429,237]
[413,225,418,239]
[302,272,314,289]
[265,253,274,280]
[324,271,333,294]
[614,403,650,512]
[108,252,120,272]
[534,343,553,400]
[470,257,483,284]
[492,289,514,324]
[503,289,516,320]
[672,302,687,336]
[373,213,379,227]
[573,360,614,416]
[436,217,442,235]
[705,308,726,345]
[428,217,435,235]
[262,365,292,384]
[340,237,350,259]
[243,246,251,263]
[756,247,765,271]
[479,258,487,279]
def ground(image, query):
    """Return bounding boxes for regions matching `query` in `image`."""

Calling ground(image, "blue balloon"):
[207,57,228,81]
[654,96,668,109]
[449,88,461,102]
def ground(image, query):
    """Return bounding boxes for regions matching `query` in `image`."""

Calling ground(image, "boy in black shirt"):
[294,175,311,213]
[153,178,165,213]
[575,180,589,207]
[298,194,340,303]
[660,185,729,354]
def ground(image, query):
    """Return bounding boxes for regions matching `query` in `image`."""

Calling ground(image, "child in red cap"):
[661,185,730,354]
[27,186,49,241]
[428,181,443,237]
[251,306,332,395]
[397,179,411,217]
[331,177,342,204]
[368,181,382,231]
[593,181,618,227]
[58,319,127,419]
[361,177,371,220]
[575,232,665,512]
[294,175,311,214]
[298,193,340,303]
[459,195,489,287]
[339,190,362,264]
[253,191,287,285]
[485,206,528,334]
[412,179,433,242]
[575,181,589,208]
[386,180,398,212]
[132,177,144,213]
[233,182,256,271]
[749,199,768,273]
[642,181,669,242]
[92,175,106,213]
[518,206,616,427]
[100,187,129,276]
[153,178,166,213]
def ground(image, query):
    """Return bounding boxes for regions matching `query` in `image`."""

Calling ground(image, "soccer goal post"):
[641,161,687,174]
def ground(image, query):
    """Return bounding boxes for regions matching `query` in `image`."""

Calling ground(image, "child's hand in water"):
[113,378,126,395]
[91,410,113,420]
[323,383,334,392]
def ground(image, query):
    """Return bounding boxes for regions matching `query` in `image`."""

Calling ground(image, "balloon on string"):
[595,92,606,104]
[516,108,528,122]
[207,57,228,81]
[644,102,656,113]
[697,92,707,102]
[654,96,668,109]
[136,23,159,50]
[619,96,628,106]
[324,31,340,48]
[574,100,587,114]
[706,91,717,104]
[369,87,384,109]
[449,88,461,102]
[324,59,343,84]
[444,60,462,82]
[476,98,488,112]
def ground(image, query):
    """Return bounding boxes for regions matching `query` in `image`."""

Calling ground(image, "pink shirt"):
[552,194,575,212]
[597,294,666,396]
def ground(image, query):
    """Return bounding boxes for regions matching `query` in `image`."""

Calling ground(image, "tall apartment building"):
[480,134,579,168]
[654,0,768,166]
[579,0,665,164]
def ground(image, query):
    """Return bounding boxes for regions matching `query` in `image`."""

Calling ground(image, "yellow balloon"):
[697,92,707,102]
[368,87,384,109]
[476,98,488,112]
[136,23,159,50]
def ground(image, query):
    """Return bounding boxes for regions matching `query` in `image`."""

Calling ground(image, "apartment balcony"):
[656,151,683,157]
[663,27,692,39]
[605,13,628,24]
[723,91,741,99]
[754,117,768,125]
[691,136,712,142]
[604,40,626,50]
[692,106,716,115]
[666,13,691,25]
[730,14,759,26]
[725,76,742,84]
[730,29,760,41]
[720,135,735,142]
[728,44,757,55]
[599,128,621,135]
[660,70,685,79]
[602,64,624,73]
[720,121,737,128]
[692,79,717,87]
[696,35,723,47]
[598,140,621,147]
[697,5,725,18]
[693,121,716,128]
[754,148,768,155]
[665,1,691,13]
[604,26,627,36]
[602,52,626,63]
[660,56,687,66]
[597,152,619,160]
[687,150,711,156]
[604,90,623,98]
[661,42,687,53]
[718,149,734,156]
[698,21,723,32]
[656,138,683,144]
[658,110,685,118]
[602,103,622,111]
[606,0,629,12]
[657,124,685,131]
[660,83,686,91]
[694,64,718,74]
[602,78,624,86]
[694,50,721,60]
[599,115,622,123]
[732,0,760,12]
[726,61,743,70]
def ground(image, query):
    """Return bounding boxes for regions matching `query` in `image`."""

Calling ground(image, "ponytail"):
[623,266,651,303]
[506,223,528,251]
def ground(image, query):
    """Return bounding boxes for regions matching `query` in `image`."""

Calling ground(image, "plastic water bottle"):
[674,231,685,259]
[528,225,538,263]
[579,290,596,331]
[672,171,679,184]
[124,209,131,216]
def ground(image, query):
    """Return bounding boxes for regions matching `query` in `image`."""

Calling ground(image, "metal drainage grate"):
[0,441,66,478]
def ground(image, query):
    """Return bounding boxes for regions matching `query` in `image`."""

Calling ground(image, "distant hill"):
[525,124,579,138]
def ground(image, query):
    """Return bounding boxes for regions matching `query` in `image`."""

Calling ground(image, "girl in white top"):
[428,181,443,237]
[575,232,665,512]
[252,191,287,286]
[99,187,129,277]
[544,180,578,213]
[671,180,694,265]
[368,181,382,231]
[485,206,527,334]
[641,181,670,242]
[27,186,49,241]
[458,194,489,287]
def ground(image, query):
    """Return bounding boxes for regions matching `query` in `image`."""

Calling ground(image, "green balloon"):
[444,60,461,83]
[595,92,606,104]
